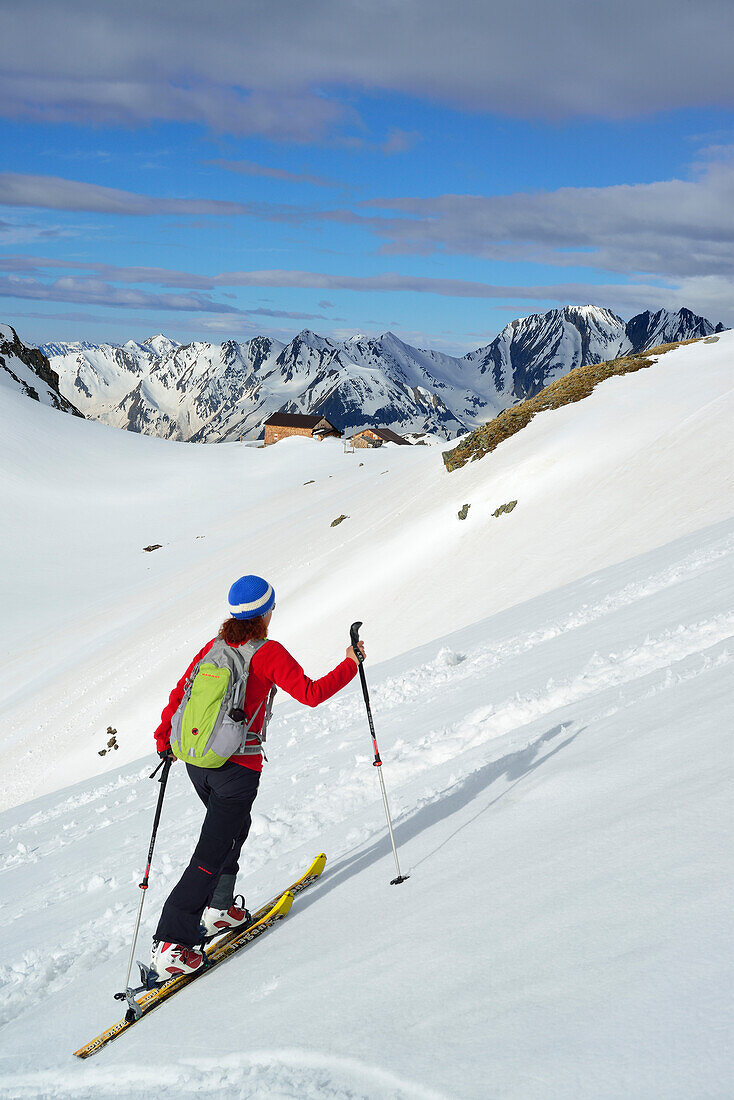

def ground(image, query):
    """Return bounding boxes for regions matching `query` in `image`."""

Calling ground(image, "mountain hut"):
[263,413,342,445]
[351,427,412,448]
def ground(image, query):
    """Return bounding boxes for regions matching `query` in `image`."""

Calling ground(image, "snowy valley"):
[0,327,732,1097]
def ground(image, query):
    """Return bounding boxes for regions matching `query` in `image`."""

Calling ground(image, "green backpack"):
[169,639,274,768]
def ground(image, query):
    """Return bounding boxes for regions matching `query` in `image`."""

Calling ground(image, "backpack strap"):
[228,639,275,753]
[257,685,277,744]
[228,643,247,708]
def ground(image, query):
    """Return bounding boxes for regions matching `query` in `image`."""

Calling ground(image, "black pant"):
[154,761,260,947]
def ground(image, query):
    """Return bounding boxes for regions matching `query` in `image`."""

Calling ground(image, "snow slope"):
[0,522,732,1097]
[0,331,732,1096]
[1,331,732,810]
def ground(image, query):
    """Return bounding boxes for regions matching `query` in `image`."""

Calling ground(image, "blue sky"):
[1,0,733,353]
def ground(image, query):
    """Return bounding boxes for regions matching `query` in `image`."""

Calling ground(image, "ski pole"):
[118,755,172,1016]
[350,622,408,885]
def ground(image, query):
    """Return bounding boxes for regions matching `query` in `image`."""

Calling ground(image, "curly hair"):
[217,615,269,646]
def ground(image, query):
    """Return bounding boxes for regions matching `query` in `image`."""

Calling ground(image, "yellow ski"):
[74,853,326,1059]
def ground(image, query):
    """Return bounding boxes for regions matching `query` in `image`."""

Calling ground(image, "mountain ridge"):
[16,304,726,441]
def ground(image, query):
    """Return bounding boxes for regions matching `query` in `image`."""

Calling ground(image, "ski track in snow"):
[0,523,732,1061]
[0,907,129,1032]
[1,1050,448,1099]
[361,528,734,716]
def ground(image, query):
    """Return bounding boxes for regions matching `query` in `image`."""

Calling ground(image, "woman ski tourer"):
[149,574,363,980]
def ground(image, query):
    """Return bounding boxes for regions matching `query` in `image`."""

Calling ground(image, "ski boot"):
[202,895,251,940]
[149,940,205,981]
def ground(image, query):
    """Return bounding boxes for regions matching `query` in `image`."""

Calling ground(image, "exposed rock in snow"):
[0,324,83,416]
[624,307,725,351]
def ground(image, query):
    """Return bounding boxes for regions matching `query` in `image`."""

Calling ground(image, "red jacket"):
[154,638,358,773]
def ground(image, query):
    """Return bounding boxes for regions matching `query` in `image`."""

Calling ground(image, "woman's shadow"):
[296,721,582,909]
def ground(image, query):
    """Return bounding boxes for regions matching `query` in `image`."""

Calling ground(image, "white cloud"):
[0,173,293,217]
[207,160,337,187]
[2,255,731,325]
[1,1,732,138]
[0,274,243,313]
[332,157,734,282]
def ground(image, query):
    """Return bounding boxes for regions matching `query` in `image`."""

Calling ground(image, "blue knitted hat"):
[228,575,275,620]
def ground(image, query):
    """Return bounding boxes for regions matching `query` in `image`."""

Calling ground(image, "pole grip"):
[350,621,365,663]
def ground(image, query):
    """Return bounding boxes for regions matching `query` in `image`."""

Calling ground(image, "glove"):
[158,748,176,762]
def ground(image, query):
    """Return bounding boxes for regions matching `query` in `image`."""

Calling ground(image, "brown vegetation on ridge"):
[443,338,701,472]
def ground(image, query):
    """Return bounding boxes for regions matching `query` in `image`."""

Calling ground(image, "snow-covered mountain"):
[0,324,83,417]
[465,305,726,401]
[624,306,722,352]
[40,305,725,441]
[45,329,491,442]
[267,329,481,439]
[131,333,182,358]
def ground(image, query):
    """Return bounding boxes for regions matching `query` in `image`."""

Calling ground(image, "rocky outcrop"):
[0,324,83,416]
